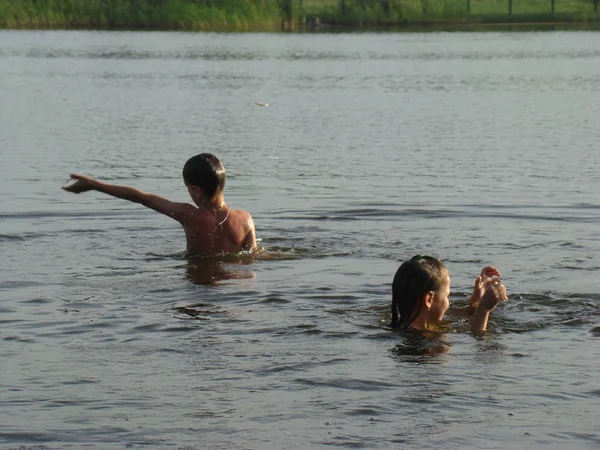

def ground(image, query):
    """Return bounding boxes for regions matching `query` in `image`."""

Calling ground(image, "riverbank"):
[0,0,598,31]
[0,0,282,31]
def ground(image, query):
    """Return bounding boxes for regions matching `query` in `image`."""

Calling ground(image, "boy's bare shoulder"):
[176,202,202,220]
[229,208,255,228]
[179,204,253,232]
[229,208,256,251]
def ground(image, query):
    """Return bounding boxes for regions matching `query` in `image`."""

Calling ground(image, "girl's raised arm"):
[470,281,508,334]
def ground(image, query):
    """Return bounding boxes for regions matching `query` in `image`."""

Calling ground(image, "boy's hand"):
[469,266,502,308]
[62,174,97,194]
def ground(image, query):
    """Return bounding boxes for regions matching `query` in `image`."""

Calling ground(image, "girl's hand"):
[478,281,508,312]
[469,266,502,309]
[62,173,97,194]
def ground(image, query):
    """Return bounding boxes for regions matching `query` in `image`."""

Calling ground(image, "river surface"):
[1,30,599,449]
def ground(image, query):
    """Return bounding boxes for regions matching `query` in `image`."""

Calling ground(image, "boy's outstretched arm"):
[63,174,187,222]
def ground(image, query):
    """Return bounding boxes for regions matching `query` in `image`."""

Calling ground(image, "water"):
[1,30,599,448]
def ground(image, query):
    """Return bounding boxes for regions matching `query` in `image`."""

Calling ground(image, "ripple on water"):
[0,280,46,290]
[257,357,349,376]
[258,293,291,304]
[0,431,64,444]
[294,377,396,391]
[470,290,600,335]
[173,303,231,320]
[21,297,54,305]
[3,335,37,343]
[589,326,600,337]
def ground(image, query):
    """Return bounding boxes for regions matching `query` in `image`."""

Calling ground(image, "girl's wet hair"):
[391,255,448,328]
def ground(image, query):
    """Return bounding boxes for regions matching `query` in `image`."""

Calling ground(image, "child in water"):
[391,255,508,334]
[63,153,257,256]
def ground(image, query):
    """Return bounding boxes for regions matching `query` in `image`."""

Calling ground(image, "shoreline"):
[2,20,600,33]
[1,0,598,33]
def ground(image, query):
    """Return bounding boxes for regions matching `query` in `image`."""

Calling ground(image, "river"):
[1,30,599,448]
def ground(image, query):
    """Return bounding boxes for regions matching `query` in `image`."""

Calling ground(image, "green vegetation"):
[0,0,282,30]
[303,0,599,26]
[0,0,598,30]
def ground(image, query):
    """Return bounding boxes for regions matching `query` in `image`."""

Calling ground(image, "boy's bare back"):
[177,203,255,255]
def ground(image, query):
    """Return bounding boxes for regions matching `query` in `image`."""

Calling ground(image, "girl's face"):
[430,274,451,321]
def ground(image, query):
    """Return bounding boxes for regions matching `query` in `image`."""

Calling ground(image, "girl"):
[390,255,508,334]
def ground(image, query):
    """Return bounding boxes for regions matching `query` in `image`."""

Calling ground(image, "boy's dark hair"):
[182,153,226,199]
[391,255,448,328]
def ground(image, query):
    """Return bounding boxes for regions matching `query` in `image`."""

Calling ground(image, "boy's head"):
[182,153,226,200]
[391,255,448,328]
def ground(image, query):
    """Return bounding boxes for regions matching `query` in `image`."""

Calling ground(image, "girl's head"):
[391,255,450,329]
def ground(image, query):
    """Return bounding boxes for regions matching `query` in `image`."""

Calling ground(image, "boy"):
[63,153,256,256]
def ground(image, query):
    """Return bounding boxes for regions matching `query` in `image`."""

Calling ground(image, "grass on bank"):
[0,0,282,30]
[0,0,598,30]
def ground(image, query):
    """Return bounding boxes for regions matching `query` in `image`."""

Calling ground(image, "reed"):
[0,0,282,30]
[0,0,598,30]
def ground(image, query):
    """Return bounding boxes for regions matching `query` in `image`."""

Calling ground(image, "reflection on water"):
[472,337,509,365]
[390,330,452,364]
[184,256,256,285]
[181,247,308,285]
